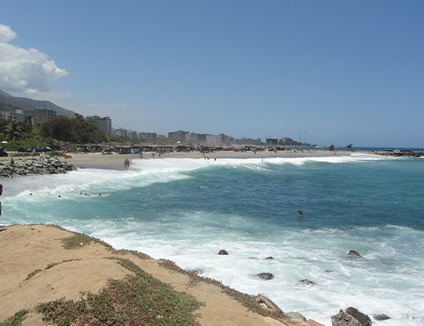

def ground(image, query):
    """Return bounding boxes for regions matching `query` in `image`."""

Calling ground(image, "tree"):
[40,115,106,143]
[3,118,32,141]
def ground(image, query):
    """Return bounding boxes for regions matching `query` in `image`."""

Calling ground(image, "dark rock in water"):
[299,279,316,286]
[373,314,391,321]
[218,249,228,255]
[346,307,371,326]
[331,309,361,326]
[324,269,333,273]
[348,250,362,257]
[257,272,274,280]
[264,256,274,260]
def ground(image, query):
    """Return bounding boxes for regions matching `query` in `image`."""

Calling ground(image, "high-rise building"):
[86,116,112,135]
[31,107,57,127]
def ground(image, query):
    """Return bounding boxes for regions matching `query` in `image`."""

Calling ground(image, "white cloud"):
[0,23,68,96]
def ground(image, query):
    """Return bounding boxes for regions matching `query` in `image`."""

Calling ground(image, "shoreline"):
[1,149,354,172]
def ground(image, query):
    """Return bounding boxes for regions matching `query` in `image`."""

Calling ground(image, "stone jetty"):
[0,157,74,177]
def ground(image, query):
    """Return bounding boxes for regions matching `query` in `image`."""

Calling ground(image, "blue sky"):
[1,1,423,147]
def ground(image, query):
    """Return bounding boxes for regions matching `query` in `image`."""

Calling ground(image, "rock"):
[299,279,316,286]
[0,158,74,177]
[254,294,283,315]
[257,272,274,280]
[348,250,362,257]
[331,309,361,326]
[218,249,228,255]
[346,307,371,326]
[373,313,390,321]
[286,311,306,321]
[265,256,274,260]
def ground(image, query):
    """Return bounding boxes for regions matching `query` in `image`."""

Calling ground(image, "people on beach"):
[124,158,130,168]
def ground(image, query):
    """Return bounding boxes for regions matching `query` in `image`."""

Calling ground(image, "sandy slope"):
[0,225,317,326]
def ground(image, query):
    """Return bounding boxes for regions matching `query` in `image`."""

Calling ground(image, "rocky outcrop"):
[0,157,74,177]
[331,308,372,326]
[331,309,361,326]
[346,307,371,326]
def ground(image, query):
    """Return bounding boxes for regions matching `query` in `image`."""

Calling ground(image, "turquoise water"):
[1,153,423,325]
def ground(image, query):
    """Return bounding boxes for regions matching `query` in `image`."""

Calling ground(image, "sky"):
[0,1,423,147]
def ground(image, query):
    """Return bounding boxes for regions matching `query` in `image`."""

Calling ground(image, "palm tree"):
[5,119,25,141]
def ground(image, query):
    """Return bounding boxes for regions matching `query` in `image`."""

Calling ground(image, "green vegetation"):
[0,310,28,326]
[158,259,284,320]
[0,118,32,142]
[36,258,202,326]
[40,114,106,144]
[0,114,108,151]
[61,232,113,250]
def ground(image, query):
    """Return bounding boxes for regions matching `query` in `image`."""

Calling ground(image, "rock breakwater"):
[0,157,75,177]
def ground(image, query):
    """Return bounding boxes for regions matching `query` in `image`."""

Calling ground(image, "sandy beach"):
[0,224,319,325]
[1,149,352,172]
[22,149,351,171]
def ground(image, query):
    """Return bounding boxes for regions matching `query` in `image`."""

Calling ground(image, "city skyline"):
[1,1,423,147]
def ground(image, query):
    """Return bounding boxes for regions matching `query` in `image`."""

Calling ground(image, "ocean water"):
[1,153,423,325]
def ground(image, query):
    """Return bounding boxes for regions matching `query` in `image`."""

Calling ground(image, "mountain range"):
[0,89,77,118]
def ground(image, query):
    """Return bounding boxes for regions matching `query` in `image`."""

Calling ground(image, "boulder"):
[348,250,362,257]
[331,309,361,326]
[346,307,371,326]
[373,313,390,321]
[299,279,316,286]
[286,311,306,321]
[257,272,274,280]
[254,294,283,315]
[218,249,228,255]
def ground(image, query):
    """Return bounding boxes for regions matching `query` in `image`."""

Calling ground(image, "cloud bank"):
[0,24,68,96]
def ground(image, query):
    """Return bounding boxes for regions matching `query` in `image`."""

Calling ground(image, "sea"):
[1,151,423,326]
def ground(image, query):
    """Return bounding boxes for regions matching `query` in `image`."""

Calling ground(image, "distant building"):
[86,116,112,135]
[138,132,158,140]
[112,128,129,138]
[235,138,262,145]
[128,130,138,139]
[168,130,190,143]
[0,109,32,124]
[266,138,278,145]
[31,108,57,127]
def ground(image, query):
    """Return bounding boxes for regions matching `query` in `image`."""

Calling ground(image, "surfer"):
[297,210,304,217]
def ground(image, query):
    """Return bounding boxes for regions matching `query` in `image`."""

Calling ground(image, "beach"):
[2,150,419,325]
[0,148,350,171]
